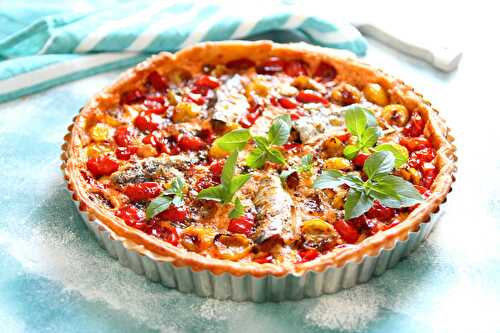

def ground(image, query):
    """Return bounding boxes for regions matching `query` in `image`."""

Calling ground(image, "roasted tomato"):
[225,58,256,70]
[403,112,425,137]
[421,162,437,188]
[158,206,187,222]
[278,97,298,109]
[160,225,180,246]
[134,112,161,132]
[284,59,308,77]
[120,89,145,105]
[177,133,206,151]
[115,204,145,227]
[253,253,273,264]
[146,71,167,91]
[400,136,432,152]
[239,111,261,128]
[114,126,133,147]
[408,148,435,168]
[256,57,285,74]
[209,159,225,182]
[314,62,337,81]
[352,152,370,168]
[227,213,255,237]
[87,156,119,177]
[143,96,166,114]
[334,219,360,244]
[115,146,138,160]
[124,182,162,201]
[194,75,220,89]
[296,90,329,105]
[297,249,320,263]
[366,201,395,222]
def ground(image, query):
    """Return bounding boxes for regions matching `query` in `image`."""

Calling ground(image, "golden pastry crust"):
[61,41,456,277]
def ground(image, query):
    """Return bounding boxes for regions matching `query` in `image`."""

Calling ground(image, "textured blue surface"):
[1,38,500,332]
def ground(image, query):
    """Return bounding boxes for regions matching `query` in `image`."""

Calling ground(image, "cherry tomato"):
[278,97,298,109]
[335,132,352,143]
[284,59,308,77]
[225,58,256,70]
[290,110,305,120]
[194,75,220,89]
[115,146,138,160]
[296,90,329,105]
[297,249,320,263]
[143,96,166,114]
[314,62,337,81]
[120,89,145,105]
[227,213,254,236]
[239,111,261,128]
[400,136,431,153]
[209,160,225,182]
[177,134,206,151]
[408,147,435,168]
[124,182,162,201]
[158,205,187,222]
[352,152,370,168]
[253,253,273,264]
[334,219,360,244]
[421,162,437,188]
[142,131,164,149]
[146,71,167,91]
[403,112,425,137]
[134,112,161,132]
[161,225,180,246]
[187,92,206,105]
[115,204,145,227]
[366,201,395,222]
[256,57,285,74]
[283,143,302,151]
[114,126,133,147]
[198,128,216,145]
[414,185,432,198]
[87,156,119,177]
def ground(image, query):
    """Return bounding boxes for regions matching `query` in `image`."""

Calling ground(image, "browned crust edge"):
[61,41,457,278]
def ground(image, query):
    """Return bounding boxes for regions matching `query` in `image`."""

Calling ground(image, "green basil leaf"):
[146,195,172,220]
[246,148,267,169]
[344,174,365,191]
[170,176,185,197]
[359,126,379,148]
[363,151,395,179]
[313,170,349,189]
[345,107,367,137]
[363,108,378,127]
[344,189,373,220]
[268,114,292,146]
[343,144,360,160]
[197,185,224,202]
[267,148,286,164]
[280,169,297,183]
[214,129,251,152]
[298,154,313,172]
[228,174,252,200]
[221,151,238,187]
[228,197,245,219]
[374,143,409,168]
[171,195,184,207]
[253,136,269,150]
[370,175,423,208]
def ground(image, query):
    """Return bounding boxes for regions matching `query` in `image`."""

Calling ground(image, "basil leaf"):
[228,197,245,219]
[344,189,373,220]
[371,175,423,207]
[253,135,269,150]
[298,154,313,172]
[171,195,184,207]
[363,151,395,179]
[214,129,251,152]
[359,126,379,148]
[197,185,224,201]
[221,151,238,187]
[374,143,409,168]
[267,148,286,165]
[313,170,350,189]
[344,174,365,191]
[280,169,297,183]
[228,174,252,199]
[343,144,360,160]
[246,147,267,169]
[268,114,292,146]
[363,108,378,127]
[170,176,185,196]
[146,195,172,220]
[345,107,368,137]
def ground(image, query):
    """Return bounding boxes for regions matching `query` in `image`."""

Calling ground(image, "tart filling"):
[63,42,455,274]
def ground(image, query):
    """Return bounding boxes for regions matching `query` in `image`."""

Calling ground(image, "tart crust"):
[61,41,457,278]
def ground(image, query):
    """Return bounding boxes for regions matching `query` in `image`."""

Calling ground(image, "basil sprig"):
[342,106,408,168]
[280,154,313,183]
[313,151,423,219]
[146,176,185,219]
[197,151,251,218]
[213,115,292,169]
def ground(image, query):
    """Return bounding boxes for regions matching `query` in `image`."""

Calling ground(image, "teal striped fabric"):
[0,1,367,103]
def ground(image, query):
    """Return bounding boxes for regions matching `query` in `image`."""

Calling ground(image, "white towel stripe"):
[0,53,139,94]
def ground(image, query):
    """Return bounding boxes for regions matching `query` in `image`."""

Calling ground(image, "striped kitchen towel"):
[0,0,367,104]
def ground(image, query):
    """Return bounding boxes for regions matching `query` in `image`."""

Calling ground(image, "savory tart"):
[62,41,456,277]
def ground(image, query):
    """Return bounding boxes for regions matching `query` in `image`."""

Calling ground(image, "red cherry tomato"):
[296,90,329,105]
[253,253,273,264]
[334,219,360,244]
[158,205,187,222]
[256,57,285,74]
[278,97,298,109]
[335,132,352,143]
[114,126,133,147]
[283,143,302,151]
[225,58,256,70]
[115,146,138,160]
[239,111,261,128]
[143,96,166,114]
[400,136,431,152]
[408,147,436,168]
[177,134,206,151]
[209,160,225,181]
[115,204,145,227]
[284,59,308,77]
[142,131,164,149]
[297,249,320,263]
[227,213,254,236]
[198,128,216,145]
[290,110,305,120]
[194,75,220,89]
[161,225,180,246]
[120,89,145,105]
[124,182,162,201]
[366,201,395,222]
[87,156,119,177]
[403,112,425,137]
[414,185,432,198]
[352,152,370,168]
[134,112,161,132]
[187,92,206,105]
[421,162,437,188]
[146,71,167,91]
[314,62,337,81]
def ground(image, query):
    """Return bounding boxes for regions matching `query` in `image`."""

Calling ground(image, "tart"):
[62,41,456,298]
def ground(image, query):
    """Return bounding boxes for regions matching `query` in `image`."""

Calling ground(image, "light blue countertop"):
[1,35,499,332]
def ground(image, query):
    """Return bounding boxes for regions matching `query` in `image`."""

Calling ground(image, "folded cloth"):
[0,0,367,103]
